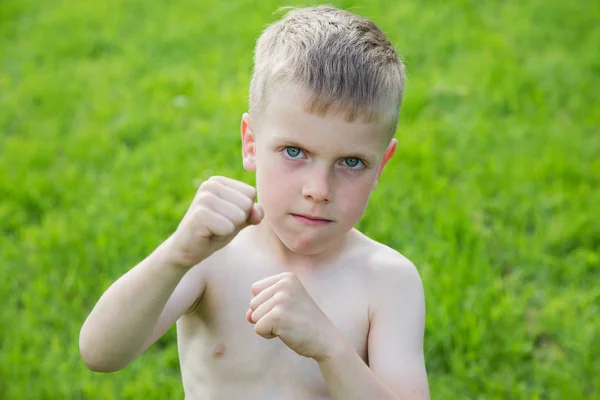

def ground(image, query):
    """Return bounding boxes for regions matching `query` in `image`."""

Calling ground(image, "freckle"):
[212,343,226,358]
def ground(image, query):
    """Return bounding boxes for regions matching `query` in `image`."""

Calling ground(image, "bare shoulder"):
[352,230,423,289]
[352,232,429,398]
[347,230,426,324]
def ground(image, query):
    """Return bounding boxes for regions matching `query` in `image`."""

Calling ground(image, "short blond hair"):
[249,5,406,135]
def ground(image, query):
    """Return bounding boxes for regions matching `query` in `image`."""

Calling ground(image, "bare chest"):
[177,257,370,397]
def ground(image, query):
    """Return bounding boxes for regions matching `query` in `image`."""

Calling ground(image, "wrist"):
[155,237,196,272]
[314,328,352,363]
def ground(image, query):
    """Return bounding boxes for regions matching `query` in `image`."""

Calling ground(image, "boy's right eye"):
[283,146,304,159]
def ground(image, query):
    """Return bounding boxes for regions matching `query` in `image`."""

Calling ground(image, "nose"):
[302,166,333,203]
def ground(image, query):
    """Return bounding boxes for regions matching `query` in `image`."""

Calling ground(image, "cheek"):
[256,155,295,208]
[337,176,375,216]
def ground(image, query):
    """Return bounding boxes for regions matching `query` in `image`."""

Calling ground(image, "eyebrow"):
[272,136,378,161]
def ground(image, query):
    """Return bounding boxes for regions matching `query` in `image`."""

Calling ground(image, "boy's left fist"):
[246,272,342,361]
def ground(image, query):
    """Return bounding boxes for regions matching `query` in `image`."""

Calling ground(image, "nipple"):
[212,343,226,358]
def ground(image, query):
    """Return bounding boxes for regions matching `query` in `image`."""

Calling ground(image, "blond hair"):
[249,5,406,135]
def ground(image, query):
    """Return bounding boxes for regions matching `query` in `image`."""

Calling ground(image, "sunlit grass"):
[1,0,598,398]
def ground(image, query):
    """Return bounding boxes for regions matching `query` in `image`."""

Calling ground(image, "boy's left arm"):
[247,257,429,400]
[317,257,430,400]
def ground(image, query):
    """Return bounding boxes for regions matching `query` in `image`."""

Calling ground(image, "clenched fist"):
[166,176,263,269]
[246,272,342,361]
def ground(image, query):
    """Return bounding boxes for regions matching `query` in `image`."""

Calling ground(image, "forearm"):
[79,238,188,371]
[318,337,401,400]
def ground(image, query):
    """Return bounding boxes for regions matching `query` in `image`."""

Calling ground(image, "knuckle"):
[206,177,230,191]
[198,191,218,206]
[221,219,236,235]
[196,186,212,201]
[240,195,254,211]
[212,176,231,188]
[233,208,249,224]
[273,291,287,304]
[271,306,284,320]
[281,273,295,285]
[247,190,257,202]
[228,217,237,230]
[192,205,210,219]
[199,179,213,191]
[249,298,257,310]
[209,175,225,183]
[255,323,269,337]
[275,279,288,291]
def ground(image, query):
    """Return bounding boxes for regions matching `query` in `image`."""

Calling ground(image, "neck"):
[250,221,353,272]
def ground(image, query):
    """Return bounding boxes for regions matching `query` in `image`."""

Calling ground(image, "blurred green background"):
[1,0,598,398]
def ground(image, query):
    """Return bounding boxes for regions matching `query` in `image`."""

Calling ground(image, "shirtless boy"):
[80,5,430,399]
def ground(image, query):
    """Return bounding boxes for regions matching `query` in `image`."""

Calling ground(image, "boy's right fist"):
[166,176,264,269]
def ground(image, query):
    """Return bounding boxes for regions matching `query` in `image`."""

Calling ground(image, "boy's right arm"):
[79,177,264,372]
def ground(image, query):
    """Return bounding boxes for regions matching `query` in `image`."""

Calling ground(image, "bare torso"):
[176,228,378,399]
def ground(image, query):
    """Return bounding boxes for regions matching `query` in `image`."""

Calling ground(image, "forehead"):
[258,85,391,154]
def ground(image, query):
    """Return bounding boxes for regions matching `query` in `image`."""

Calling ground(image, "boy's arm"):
[317,255,430,400]
[79,238,205,372]
[79,176,263,372]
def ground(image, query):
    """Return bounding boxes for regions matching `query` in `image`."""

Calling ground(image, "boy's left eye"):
[341,157,364,169]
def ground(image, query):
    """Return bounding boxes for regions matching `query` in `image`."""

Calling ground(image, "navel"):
[212,343,226,358]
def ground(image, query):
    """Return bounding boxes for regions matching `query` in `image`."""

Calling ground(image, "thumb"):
[247,203,264,225]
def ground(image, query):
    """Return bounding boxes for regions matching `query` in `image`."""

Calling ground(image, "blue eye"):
[342,157,364,169]
[284,147,304,158]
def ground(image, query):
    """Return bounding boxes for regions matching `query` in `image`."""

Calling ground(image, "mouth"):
[290,214,333,226]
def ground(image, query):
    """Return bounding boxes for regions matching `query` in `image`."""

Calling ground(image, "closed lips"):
[292,214,332,222]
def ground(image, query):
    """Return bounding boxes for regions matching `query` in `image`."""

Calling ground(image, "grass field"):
[1,0,598,398]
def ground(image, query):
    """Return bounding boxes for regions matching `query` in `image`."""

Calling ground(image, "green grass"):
[1,0,598,398]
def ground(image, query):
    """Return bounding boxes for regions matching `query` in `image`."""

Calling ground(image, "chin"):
[277,230,340,255]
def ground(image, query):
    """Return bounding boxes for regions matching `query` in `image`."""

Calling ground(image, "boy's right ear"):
[241,113,256,171]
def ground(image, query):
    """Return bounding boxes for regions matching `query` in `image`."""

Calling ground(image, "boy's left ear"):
[241,113,256,171]
[372,138,397,190]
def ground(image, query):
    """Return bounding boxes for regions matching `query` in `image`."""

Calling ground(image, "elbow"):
[79,330,127,373]
[81,356,125,373]
[80,348,128,373]
[82,359,123,373]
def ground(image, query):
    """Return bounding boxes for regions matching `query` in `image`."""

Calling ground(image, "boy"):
[80,5,430,399]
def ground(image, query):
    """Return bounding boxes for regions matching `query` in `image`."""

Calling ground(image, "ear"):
[241,113,256,171]
[372,138,397,190]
